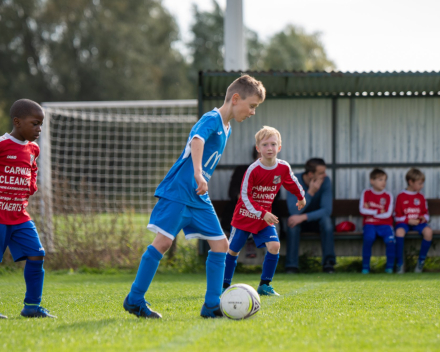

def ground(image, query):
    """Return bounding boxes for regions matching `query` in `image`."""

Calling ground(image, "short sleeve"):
[189,113,219,144]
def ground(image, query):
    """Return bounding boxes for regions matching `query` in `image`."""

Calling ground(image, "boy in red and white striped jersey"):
[394,168,432,273]
[223,126,306,296]
[359,168,395,274]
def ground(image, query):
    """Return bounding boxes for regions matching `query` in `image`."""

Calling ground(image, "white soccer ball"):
[220,283,261,320]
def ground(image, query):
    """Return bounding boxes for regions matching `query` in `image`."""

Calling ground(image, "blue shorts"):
[229,225,279,252]
[395,223,428,235]
[363,224,395,243]
[0,221,45,263]
[147,198,226,241]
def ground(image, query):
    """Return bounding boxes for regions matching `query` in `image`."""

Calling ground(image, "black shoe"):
[123,295,162,319]
[285,267,299,274]
[323,263,335,274]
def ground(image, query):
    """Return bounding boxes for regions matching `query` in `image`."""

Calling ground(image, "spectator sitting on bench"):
[394,168,432,274]
[359,168,395,274]
[285,158,335,273]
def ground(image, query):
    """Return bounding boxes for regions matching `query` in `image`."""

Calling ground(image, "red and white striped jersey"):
[394,190,429,224]
[231,159,305,234]
[359,188,394,226]
[0,133,39,225]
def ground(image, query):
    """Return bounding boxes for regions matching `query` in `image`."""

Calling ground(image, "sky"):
[162,0,440,73]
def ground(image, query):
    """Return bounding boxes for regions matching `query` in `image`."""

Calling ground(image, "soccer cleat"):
[200,303,223,318]
[323,263,335,274]
[0,313,7,319]
[396,264,405,274]
[361,269,370,274]
[257,284,280,296]
[384,268,393,274]
[20,306,56,318]
[123,295,162,319]
[414,261,424,273]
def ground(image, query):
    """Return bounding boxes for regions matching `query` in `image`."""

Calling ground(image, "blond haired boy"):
[395,168,432,273]
[124,75,266,318]
[223,126,306,296]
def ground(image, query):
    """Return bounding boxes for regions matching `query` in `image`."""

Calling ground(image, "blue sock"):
[385,241,396,270]
[419,239,432,263]
[24,259,44,306]
[223,253,238,285]
[205,251,226,308]
[362,238,374,270]
[396,237,405,267]
[261,252,279,283]
[128,245,163,306]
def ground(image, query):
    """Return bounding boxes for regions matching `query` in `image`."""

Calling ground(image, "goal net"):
[34,100,198,250]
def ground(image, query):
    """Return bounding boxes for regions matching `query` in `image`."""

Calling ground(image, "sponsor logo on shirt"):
[414,198,420,206]
[404,200,409,204]
[380,197,386,205]
[204,151,221,169]
[273,175,281,184]
[7,155,16,159]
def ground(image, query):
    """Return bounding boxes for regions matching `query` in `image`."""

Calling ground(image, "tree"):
[262,25,335,71]
[0,0,192,133]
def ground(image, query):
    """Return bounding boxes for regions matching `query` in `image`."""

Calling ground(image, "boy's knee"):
[266,241,280,254]
[152,233,173,254]
[28,256,44,261]
[228,249,239,256]
[395,228,406,238]
[208,238,229,253]
[423,227,433,241]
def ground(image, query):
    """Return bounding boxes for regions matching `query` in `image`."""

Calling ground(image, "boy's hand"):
[408,219,420,226]
[296,198,306,210]
[194,173,208,195]
[263,212,279,225]
[419,216,427,224]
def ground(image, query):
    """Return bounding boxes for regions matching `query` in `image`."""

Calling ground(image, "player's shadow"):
[55,318,123,331]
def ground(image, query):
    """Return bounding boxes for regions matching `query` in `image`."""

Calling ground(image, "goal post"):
[37,100,198,251]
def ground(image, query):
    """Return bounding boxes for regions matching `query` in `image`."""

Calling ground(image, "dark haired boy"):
[394,168,432,273]
[359,168,395,274]
[0,99,55,318]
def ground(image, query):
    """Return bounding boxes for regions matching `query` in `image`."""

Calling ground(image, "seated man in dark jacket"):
[285,158,335,273]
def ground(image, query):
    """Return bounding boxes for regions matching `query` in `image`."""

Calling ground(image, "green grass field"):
[1,272,439,352]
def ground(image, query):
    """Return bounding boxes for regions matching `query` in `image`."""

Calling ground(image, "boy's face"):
[13,109,45,142]
[370,175,387,192]
[256,135,281,160]
[231,93,262,123]
[408,179,424,193]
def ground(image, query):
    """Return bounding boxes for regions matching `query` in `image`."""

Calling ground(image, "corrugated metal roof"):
[200,71,440,97]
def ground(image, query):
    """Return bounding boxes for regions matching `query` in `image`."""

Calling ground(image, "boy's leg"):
[415,225,433,273]
[362,225,376,272]
[395,225,407,273]
[127,234,171,305]
[258,241,280,296]
[8,221,55,318]
[223,227,249,289]
[125,199,185,318]
[379,226,396,273]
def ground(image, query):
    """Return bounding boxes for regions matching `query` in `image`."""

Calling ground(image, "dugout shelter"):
[200,70,440,258]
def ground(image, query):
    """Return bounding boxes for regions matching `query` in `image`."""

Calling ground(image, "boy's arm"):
[359,190,378,216]
[241,168,268,219]
[421,197,430,223]
[394,194,407,223]
[29,149,39,195]
[282,168,305,202]
[191,137,207,195]
[375,193,394,219]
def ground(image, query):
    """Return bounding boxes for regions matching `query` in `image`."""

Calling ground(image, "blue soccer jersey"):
[155,108,231,209]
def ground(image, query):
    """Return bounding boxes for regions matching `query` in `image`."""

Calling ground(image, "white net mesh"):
[34,100,197,247]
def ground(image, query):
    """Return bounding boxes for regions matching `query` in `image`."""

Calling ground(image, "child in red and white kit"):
[394,168,432,273]
[359,168,395,274]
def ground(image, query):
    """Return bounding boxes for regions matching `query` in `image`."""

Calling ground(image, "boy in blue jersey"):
[124,75,266,319]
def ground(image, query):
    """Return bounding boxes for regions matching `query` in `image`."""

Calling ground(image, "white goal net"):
[34,100,198,249]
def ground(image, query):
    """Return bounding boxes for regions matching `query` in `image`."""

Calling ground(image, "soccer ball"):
[220,283,261,320]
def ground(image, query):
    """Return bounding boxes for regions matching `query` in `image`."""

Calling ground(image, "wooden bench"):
[211,199,440,259]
